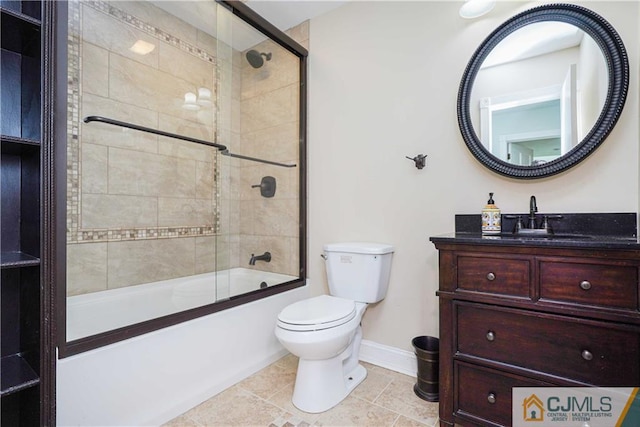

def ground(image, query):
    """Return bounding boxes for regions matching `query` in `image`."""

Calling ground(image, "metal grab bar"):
[83,116,296,168]
[221,150,296,168]
[83,116,227,151]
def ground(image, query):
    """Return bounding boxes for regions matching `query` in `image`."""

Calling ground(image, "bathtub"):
[67,267,297,341]
[58,270,309,426]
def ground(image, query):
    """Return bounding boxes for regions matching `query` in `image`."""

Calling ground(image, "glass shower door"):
[65,0,227,340]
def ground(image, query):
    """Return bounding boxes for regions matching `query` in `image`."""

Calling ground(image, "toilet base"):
[292,359,367,414]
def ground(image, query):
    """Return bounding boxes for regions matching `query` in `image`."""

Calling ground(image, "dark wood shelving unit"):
[1,1,51,425]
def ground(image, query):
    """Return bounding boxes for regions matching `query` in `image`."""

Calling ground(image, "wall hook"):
[406,154,427,169]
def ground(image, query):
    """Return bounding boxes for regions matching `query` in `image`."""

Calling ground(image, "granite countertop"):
[430,213,640,250]
[429,231,640,250]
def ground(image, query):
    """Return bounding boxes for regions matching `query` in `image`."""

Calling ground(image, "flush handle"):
[486,272,496,281]
[580,280,592,290]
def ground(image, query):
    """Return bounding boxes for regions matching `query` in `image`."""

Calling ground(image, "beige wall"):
[307,1,639,351]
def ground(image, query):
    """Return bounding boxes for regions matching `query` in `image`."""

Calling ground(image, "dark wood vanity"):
[431,229,640,427]
[446,0,633,423]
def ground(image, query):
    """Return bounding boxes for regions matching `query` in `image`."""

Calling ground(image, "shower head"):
[246,50,272,69]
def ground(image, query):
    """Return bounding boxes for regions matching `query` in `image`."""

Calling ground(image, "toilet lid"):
[277,295,356,331]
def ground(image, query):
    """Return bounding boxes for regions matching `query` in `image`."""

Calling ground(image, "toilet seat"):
[277,295,356,332]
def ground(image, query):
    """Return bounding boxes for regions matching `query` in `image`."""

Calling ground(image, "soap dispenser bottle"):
[482,192,501,235]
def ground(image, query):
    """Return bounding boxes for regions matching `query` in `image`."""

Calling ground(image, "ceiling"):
[153,1,346,51]
[245,0,347,31]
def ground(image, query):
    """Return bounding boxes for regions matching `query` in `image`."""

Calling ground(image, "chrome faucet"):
[249,251,271,265]
[529,195,538,229]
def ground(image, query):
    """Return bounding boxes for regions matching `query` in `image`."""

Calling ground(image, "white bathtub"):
[58,272,309,426]
[67,267,297,341]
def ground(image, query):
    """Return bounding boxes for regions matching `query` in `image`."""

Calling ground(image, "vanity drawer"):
[455,362,550,427]
[539,260,638,310]
[456,303,640,385]
[457,255,530,297]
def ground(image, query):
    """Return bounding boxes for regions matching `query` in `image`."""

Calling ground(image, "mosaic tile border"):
[67,0,222,244]
[73,226,217,243]
[84,0,217,64]
[67,0,81,242]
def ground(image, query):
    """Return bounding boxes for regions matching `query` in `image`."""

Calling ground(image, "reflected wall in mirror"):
[458,4,629,178]
[472,22,607,165]
[62,0,305,350]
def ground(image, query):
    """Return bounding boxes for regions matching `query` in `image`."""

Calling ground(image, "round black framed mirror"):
[458,3,629,179]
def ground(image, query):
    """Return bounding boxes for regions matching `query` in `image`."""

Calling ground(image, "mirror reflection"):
[470,21,608,166]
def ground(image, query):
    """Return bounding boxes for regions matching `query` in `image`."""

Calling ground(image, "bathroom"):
[1,0,638,426]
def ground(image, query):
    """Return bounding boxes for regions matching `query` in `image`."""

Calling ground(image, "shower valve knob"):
[252,176,276,198]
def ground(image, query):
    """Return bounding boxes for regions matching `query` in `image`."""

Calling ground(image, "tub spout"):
[249,251,271,265]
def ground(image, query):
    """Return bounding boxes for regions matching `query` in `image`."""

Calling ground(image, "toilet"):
[275,242,394,413]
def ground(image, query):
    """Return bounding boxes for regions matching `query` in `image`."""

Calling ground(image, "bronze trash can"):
[412,336,439,402]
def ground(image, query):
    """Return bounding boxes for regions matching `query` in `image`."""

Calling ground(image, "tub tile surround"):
[66,0,307,296]
[67,0,221,296]
[236,34,302,277]
[163,355,439,427]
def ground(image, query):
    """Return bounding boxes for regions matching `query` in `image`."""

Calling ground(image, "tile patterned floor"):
[164,354,439,426]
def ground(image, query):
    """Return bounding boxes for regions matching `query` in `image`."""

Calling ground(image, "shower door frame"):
[54,0,308,358]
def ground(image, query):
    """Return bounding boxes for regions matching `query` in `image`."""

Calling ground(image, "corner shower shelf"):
[83,115,297,168]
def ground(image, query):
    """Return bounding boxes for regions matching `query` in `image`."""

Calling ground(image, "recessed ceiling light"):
[459,0,496,19]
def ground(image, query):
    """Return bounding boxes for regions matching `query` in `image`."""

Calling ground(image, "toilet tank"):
[323,242,394,303]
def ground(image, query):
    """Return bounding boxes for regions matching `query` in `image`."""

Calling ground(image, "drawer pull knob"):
[580,280,592,290]
[486,272,496,281]
[486,331,495,341]
[487,393,496,404]
[582,350,593,361]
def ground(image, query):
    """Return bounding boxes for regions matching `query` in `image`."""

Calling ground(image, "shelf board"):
[1,8,41,59]
[0,6,41,26]
[0,354,40,396]
[0,251,40,269]
[1,134,40,145]
[1,135,40,155]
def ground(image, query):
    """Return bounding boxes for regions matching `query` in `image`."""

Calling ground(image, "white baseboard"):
[359,339,417,377]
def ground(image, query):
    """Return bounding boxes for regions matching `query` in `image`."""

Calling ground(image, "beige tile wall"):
[236,24,308,276]
[66,0,307,296]
[67,1,219,296]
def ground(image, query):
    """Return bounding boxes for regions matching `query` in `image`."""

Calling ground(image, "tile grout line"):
[370,378,395,405]
[369,379,436,426]
[236,383,315,427]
